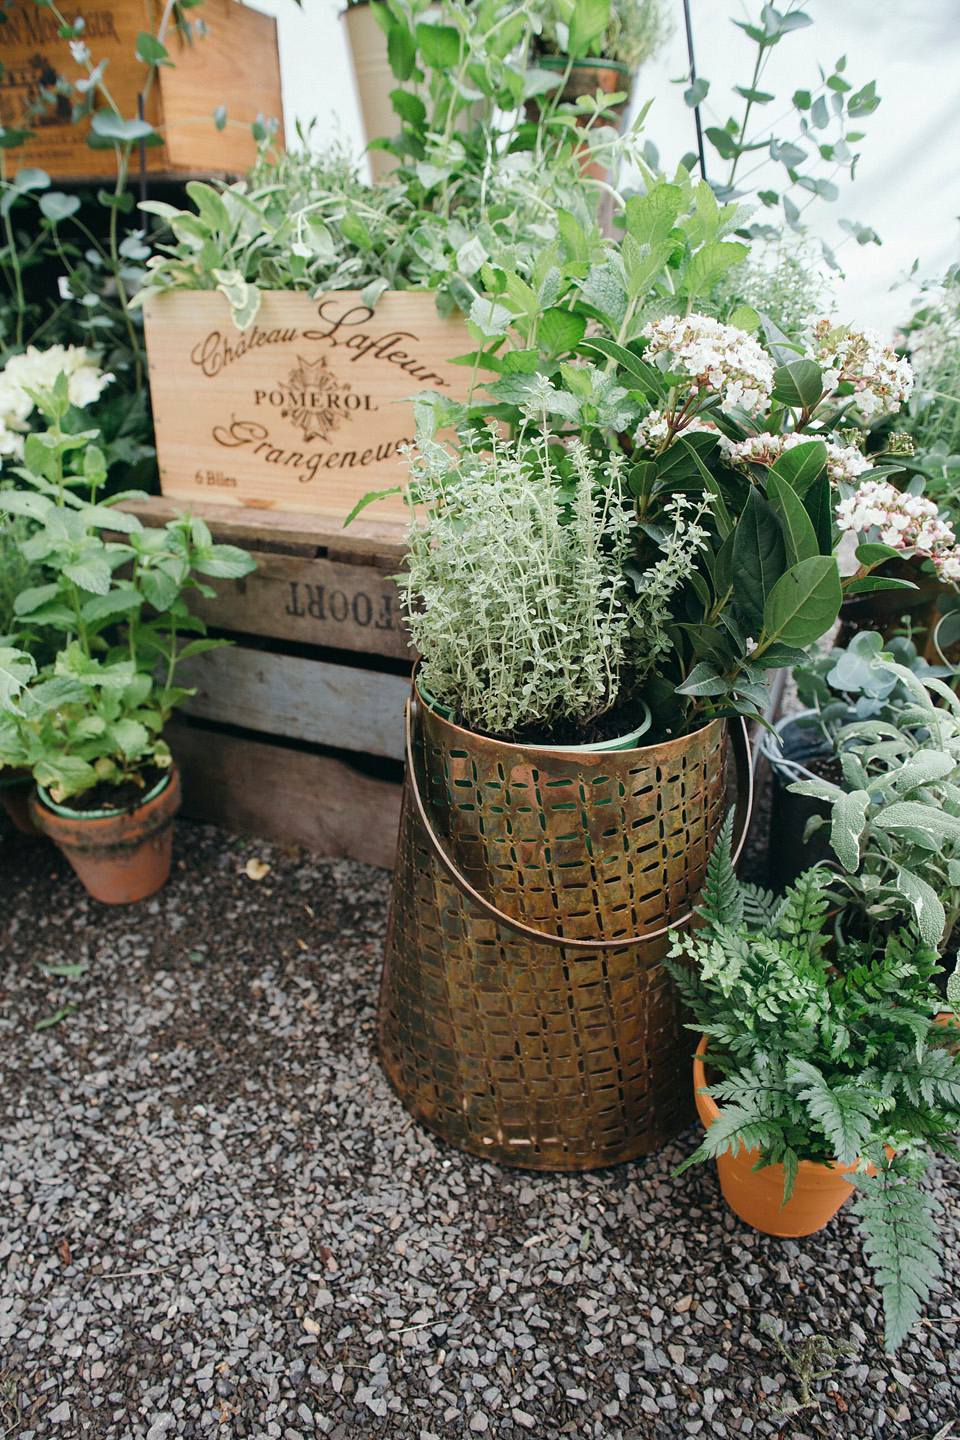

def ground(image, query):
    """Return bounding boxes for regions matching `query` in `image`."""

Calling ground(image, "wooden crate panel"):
[0,0,282,179]
[189,551,414,662]
[176,648,411,761]
[168,721,402,870]
[143,290,473,521]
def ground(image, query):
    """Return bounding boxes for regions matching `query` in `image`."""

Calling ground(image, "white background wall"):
[245,0,960,338]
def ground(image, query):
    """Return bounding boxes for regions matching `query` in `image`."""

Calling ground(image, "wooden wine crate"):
[124,496,414,870]
[142,289,473,522]
[0,0,283,180]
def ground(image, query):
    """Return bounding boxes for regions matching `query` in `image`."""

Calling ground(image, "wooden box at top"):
[0,0,283,180]
[143,289,474,523]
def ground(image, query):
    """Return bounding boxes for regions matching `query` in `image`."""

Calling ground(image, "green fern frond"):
[696,812,743,932]
[786,1058,875,1164]
[852,1165,942,1353]
[740,880,780,929]
[775,867,831,955]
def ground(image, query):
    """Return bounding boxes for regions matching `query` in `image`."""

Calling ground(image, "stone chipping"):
[0,813,958,1440]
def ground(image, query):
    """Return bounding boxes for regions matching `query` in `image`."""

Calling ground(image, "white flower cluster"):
[836,478,960,583]
[641,314,775,415]
[633,412,717,452]
[808,317,914,419]
[720,431,872,485]
[0,345,113,462]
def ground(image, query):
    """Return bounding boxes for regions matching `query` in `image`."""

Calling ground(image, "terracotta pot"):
[0,769,42,837]
[693,1037,860,1238]
[934,1010,960,1055]
[30,765,181,905]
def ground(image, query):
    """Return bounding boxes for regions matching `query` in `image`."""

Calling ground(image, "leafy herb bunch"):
[399,409,709,742]
[665,817,960,1353]
[137,0,641,330]
[0,373,254,803]
[789,662,960,950]
[418,168,919,737]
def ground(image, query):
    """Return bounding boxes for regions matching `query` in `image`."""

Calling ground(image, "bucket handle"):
[404,697,754,951]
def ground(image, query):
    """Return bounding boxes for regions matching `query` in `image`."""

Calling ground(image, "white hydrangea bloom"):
[723,431,872,485]
[0,345,113,433]
[0,422,25,460]
[641,314,775,415]
[807,317,914,419]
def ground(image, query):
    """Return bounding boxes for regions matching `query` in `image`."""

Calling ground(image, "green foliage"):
[788,663,960,947]
[411,167,911,736]
[400,419,707,740]
[0,378,255,802]
[674,4,881,267]
[139,3,638,330]
[530,0,673,70]
[791,629,936,755]
[665,823,960,1352]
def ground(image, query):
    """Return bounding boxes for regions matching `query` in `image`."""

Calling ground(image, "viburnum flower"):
[836,477,960,584]
[721,431,872,485]
[0,345,114,436]
[641,315,775,415]
[807,318,914,419]
[634,411,718,452]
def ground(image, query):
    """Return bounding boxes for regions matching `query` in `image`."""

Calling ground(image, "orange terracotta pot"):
[30,765,181,905]
[693,1036,860,1238]
[934,1011,960,1055]
[0,770,42,837]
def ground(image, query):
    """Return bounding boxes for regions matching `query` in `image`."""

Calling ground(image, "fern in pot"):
[665,818,960,1354]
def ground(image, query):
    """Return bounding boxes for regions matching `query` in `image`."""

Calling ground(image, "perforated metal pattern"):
[378,699,729,1170]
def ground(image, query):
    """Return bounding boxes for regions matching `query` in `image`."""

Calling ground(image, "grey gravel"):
[1,813,959,1440]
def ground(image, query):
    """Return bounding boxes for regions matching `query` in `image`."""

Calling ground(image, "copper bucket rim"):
[405,683,754,951]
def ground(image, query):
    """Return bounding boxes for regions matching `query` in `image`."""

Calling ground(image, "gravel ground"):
[1,811,958,1440]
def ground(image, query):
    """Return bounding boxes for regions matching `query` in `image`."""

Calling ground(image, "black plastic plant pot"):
[761,711,840,893]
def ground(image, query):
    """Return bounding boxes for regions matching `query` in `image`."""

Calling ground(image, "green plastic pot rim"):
[416,678,651,754]
[535,53,632,75]
[36,769,173,821]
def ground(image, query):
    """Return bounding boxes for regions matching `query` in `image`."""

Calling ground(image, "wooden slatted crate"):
[0,0,283,180]
[125,496,414,870]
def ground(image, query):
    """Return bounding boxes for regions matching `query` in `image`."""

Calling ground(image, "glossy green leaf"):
[732,487,786,631]
[762,556,842,648]
[765,472,819,566]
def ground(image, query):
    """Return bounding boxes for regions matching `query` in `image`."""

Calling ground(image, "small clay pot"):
[30,765,181,905]
[693,1037,861,1238]
[0,770,42,837]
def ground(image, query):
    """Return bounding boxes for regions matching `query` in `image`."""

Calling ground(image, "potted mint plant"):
[664,818,960,1355]
[0,374,255,903]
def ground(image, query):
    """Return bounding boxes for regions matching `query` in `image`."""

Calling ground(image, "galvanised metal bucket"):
[377,683,752,1171]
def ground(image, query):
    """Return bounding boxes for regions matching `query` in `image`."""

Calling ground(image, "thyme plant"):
[400,415,707,741]
[665,818,960,1354]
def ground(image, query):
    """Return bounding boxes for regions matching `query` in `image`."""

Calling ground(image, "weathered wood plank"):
[120,495,411,570]
[184,551,414,660]
[167,721,401,870]
[176,648,411,761]
[143,290,472,522]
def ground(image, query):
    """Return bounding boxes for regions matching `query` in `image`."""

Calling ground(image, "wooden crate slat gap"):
[175,647,410,762]
[167,719,403,872]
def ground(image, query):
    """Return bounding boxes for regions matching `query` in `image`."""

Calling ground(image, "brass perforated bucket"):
[377,685,751,1171]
